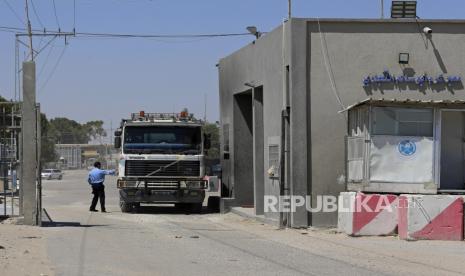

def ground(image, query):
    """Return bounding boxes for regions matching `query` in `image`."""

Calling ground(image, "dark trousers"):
[90,184,105,211]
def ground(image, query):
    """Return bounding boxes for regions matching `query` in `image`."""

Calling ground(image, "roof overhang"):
[339,98,465,113]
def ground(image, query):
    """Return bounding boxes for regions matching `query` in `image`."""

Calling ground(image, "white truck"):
[114,111,210,213]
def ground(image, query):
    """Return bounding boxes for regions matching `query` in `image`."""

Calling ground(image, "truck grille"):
[146,181,179,190]
[125,160,200,177]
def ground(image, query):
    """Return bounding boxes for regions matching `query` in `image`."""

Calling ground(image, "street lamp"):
[246,26,262,39]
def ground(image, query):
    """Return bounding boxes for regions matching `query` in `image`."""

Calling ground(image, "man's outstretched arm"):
[102,169,116,176]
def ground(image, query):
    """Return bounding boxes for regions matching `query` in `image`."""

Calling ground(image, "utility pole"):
[204,93,207,123]
[24,0,34,60]
[288,0,292,19]
[21,0,39,226]
[18,0,73,225]
[381,0,384,19]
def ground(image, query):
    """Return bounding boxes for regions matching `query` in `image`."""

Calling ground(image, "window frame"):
[371,106,434,137]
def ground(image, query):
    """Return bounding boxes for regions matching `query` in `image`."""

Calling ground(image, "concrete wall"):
[307,19,465,226]
[219,18,465,227]
[219,23,291,223]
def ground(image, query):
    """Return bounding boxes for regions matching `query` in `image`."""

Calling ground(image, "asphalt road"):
[41,170,465,276]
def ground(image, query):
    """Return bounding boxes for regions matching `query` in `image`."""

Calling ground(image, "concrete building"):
[55,144,114,169]
[55,144,83,169]
[218,18,465,227]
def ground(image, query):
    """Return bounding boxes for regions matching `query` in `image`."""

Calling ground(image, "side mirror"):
[114,129,122,137]
[114,136,121,149]
[204,134,211,150]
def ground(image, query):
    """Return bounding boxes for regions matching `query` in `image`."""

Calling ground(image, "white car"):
[41,169,63,180]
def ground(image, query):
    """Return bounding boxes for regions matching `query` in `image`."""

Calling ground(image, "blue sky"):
[1,0,465,130]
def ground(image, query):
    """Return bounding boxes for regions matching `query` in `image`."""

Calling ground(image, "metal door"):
[440,111,465,190]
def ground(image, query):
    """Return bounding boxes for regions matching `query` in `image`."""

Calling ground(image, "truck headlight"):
[117,180,137,188]
[186,181,206,189]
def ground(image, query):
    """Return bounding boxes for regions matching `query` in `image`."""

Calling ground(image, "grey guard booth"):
[344,98,465,194]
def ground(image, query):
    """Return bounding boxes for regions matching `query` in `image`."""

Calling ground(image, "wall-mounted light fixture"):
[399,53,410,64]
[246,26,262,39]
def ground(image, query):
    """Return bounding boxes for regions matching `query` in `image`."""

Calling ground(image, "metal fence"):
[0,103,21,217]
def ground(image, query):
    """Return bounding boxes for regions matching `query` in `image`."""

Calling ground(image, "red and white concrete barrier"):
[398,195,464,241]
[338,192,399,236]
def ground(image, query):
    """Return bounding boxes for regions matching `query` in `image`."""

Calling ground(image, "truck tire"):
[189,203,203,214]
[207,196,220,212]
[120,200,132,213]
[175,203,187,210]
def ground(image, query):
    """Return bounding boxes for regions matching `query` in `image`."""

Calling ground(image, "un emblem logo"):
[398,140,416,156]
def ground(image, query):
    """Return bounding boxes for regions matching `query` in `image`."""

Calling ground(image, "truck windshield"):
[123,126,201,154]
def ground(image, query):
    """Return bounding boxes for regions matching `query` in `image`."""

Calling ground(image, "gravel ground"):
[0,219,54,276]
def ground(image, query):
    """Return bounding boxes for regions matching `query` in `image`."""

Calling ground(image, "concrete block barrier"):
[338,192,399,236]
[398,195,464,241]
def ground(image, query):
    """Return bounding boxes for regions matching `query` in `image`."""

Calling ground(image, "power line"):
[3,0,25,25]
[0,26,25,32]
[317,18,345,113]
[36,35,58,56]
[51,0,60,29]
[39,45,67,93]
[0,27,18,33]
[30,0,45,29]
[38,39,56,77]
[75,31,251,38]
[0,25,252,39]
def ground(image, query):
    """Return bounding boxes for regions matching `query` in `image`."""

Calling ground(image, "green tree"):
[84,120,107,142]
[49,117,88,144]
[40,113,57,162]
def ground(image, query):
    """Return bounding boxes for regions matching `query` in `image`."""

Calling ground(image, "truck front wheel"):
[120,199,133,213]
[189,203,203,214]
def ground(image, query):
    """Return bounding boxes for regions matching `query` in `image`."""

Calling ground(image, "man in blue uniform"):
[88,161,115,212]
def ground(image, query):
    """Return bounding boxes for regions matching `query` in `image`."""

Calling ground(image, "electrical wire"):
[30,0,45,29]
[0,26,26,32]
[39,45,67,93]
[73,35,212,44]
[51,0,60,29]
[74,31,251,38]
[38,39,56,78]
[3,0,25,25]
[0,27,18,33]
[36,35,58,56]
[30,0,45,49]
[0,25,252,39]
[317,18,346,113]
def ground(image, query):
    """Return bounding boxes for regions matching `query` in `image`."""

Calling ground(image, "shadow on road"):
[42,221,109,228]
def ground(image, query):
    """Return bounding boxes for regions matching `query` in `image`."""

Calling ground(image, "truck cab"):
[114,111,210,213]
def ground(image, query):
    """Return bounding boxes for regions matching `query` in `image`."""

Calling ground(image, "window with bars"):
[268,144,280,178]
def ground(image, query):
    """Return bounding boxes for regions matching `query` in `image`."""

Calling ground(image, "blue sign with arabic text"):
[363,70,461,87]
